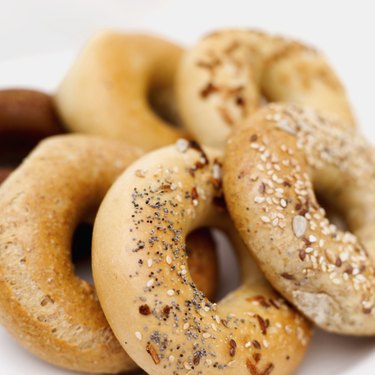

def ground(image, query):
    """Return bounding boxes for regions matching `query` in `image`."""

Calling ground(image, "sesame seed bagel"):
[55,31,186,151]
[177,29,354,148]
[223,103,375,335]
[0,135,218,373]
[92,141,311,375]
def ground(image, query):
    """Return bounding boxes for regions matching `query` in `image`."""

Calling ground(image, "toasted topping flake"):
[146,343,160,365]
[139,304,151,315]
[229,339,237,356]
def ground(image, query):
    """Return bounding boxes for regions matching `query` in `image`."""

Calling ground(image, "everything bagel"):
[0,135,218,373]
[55,31,185,151]
[93,141,311,374]
[177,29,354,148]
[223,103,375,335]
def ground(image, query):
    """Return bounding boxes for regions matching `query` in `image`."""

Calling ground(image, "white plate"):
[0,51,374,375]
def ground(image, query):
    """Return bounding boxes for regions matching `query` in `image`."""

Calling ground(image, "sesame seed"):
[245,341,252,348]
[134,169,146,178]
[135,331,142,340]
[340,252,349,261]
[183,323,190,330]
[280,199,287,208]
[169,355,175,363]
[212,163,222,179]
[167,289,175,296]
[254,196,265,203]
[176,138,189,153]
[292,215,307,237]
[146,279,154,287]
[147,259,153,267]
[203,333,211,339]
[309,235,317,243]
[166,255,172,265]
[261,215,271,223]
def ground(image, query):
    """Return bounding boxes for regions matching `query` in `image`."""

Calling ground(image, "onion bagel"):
[177,29,354,148]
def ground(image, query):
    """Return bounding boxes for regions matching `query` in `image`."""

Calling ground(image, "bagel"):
[0,167,13,184]
[177,29,354,148]
[92,141,311,375]
[223,103,375,335]
[0,89,63,163]
[55,31,186,151]
[0,135,218,373]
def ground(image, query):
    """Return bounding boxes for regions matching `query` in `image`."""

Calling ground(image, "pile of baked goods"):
[0,29,374,375]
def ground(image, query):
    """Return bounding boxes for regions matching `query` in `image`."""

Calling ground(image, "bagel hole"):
[186,228,241,303]
[211,229,241,301]
[148,86,181,127]
[315,192,349,231]
[71,223,94,284]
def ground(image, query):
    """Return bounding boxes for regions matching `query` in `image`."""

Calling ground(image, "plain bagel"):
[93,141,311,374]
[0,135,218,373]
[55,31,186,151]
[177,29,355,148]
[223,103,375,335]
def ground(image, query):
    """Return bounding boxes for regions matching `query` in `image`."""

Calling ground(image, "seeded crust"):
[0,135,220,373]
[177,29,355,149]
[93,141,311,375]
[223,103,375,335]
[55,31,185,151]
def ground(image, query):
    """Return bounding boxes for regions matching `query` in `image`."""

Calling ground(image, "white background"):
[0,0,374,374]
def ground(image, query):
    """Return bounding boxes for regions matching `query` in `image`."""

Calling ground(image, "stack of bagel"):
[0,29,374,375]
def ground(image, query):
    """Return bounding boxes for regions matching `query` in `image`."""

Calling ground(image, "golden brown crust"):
[0,135,143,373]
[223,103,375,335]
[177,29,354,148]
[0,135,219,372]
[92,141,311,374]
[55,31,186,151]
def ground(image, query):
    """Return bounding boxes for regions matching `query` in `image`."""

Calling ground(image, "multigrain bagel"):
[93,141,311,375]
[55,31,186,151]
[0,89,63,164]
[223,103,375,335]
[0,135,219,373]
[177,29,354,148]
